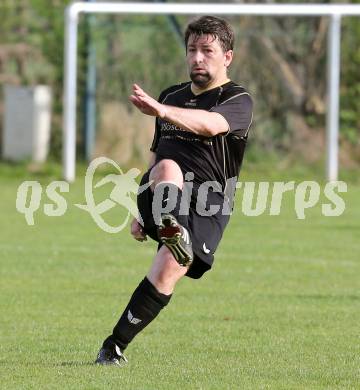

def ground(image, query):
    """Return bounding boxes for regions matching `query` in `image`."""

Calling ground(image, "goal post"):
[63,2,360,182]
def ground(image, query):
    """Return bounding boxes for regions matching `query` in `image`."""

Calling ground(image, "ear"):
[224,50,233,67]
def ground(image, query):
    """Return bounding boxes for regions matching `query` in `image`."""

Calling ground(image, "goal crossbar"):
[63,2,360,182]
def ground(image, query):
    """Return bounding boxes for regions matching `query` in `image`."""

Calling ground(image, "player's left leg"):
[95,246,188,366]
[149,159,193,265]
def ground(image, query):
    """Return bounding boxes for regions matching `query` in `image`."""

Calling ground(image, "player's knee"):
[152,249,187,289]
[153,269,173,290]
[155,158,181,172]
[150,159,183,189]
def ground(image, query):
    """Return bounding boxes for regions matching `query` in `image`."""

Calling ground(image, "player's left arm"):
[130,84,229,137]
[148,151,156,168]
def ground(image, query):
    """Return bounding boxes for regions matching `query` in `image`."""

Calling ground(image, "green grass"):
[0,163,359,389]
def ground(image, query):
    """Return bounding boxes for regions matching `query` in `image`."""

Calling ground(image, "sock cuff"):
[141,277,172,306]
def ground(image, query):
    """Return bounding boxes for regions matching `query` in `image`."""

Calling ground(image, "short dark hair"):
[184,15,234,52]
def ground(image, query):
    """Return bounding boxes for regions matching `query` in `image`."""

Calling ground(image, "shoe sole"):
[158,214,193,267]
[95,357,128,367]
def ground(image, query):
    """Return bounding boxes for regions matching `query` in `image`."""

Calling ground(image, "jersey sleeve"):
[210,92,253,137]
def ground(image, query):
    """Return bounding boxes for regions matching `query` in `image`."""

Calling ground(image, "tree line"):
[0,0,359,166]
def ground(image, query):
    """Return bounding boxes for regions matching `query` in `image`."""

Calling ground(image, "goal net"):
[63,3,360,182]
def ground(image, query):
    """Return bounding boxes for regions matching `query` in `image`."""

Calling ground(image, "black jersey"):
[150,81,253,191]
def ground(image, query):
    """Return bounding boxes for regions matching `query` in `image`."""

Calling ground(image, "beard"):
[190,70,212,89]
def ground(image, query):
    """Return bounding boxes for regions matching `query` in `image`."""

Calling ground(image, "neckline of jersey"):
[189,80,233,98]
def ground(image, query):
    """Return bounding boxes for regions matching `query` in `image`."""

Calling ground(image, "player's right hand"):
[129,84,166,118]
[130,218,147,242]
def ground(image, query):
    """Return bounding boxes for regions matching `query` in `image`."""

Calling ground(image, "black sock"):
[103,277,172,351]
[152,182,189,228]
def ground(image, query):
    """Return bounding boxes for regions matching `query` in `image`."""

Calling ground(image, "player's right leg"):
[95,245,188,366]
[146,245,189,294]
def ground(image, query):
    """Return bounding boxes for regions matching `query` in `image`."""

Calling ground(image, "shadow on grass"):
[0,360,95,367]
[59,361,95,367]
[258,293,360,301]
[294,294,360,301]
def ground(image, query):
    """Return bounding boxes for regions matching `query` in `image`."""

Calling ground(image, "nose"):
[192,50,204,64]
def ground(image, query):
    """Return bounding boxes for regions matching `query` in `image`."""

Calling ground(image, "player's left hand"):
[129,84,166,118]
[131,217,147,242]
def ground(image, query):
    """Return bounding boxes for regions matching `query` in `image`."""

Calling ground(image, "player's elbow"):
[203,113,229,137]
[201,126,216,137]
[203,125,227,137]
[202,127,217,137]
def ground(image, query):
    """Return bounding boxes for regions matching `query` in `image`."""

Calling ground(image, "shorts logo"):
[202,243,210,254]
[115,345,122,356]
[127,310,142,325]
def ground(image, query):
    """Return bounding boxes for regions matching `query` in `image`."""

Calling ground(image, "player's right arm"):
[130,83,230,137]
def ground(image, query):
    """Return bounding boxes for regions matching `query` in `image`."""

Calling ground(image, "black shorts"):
[137,169,230,279]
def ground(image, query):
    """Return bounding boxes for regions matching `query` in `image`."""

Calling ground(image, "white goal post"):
[63,2,360,182]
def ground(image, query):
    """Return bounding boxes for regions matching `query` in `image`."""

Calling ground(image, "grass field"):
[0,162,359,389]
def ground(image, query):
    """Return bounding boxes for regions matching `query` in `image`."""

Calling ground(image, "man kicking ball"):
[95,15,253,366]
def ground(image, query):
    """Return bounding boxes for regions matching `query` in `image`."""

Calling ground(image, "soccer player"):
[95,15,253,366]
